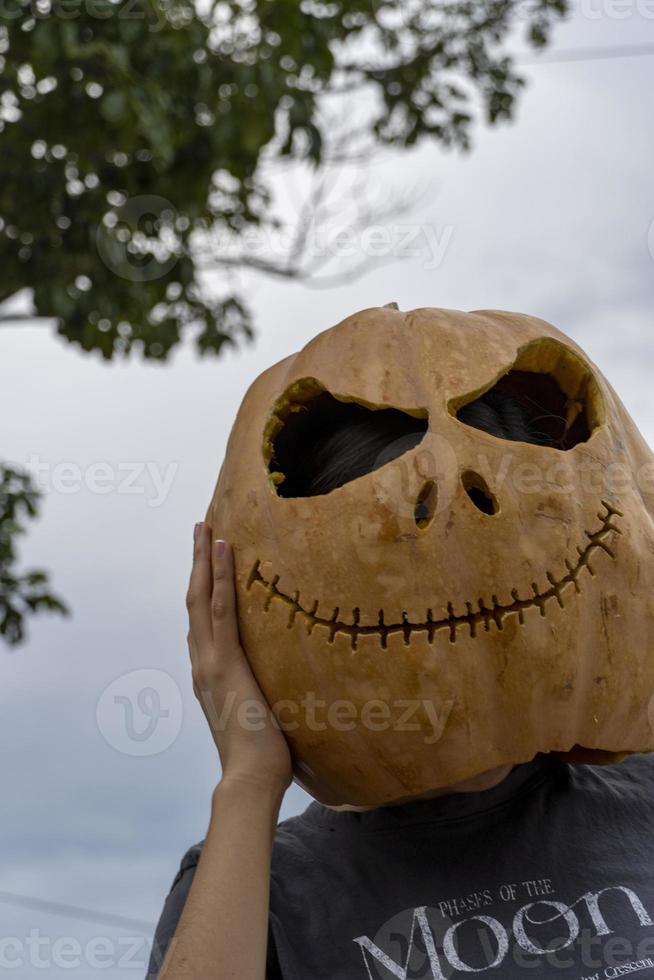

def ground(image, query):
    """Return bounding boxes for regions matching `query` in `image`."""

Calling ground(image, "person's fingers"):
[210,538,242,666]
[187,628,198,670]
[186,521,212,649]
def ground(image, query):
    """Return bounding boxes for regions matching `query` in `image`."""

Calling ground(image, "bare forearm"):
[159,777,285,980]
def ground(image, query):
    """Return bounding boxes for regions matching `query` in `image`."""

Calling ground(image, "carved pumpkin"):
[205,306,654,806]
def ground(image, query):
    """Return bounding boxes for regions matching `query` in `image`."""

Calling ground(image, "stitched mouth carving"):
[246,500,623,651]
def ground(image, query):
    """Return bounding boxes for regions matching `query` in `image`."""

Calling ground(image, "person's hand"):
[186,521,293,794]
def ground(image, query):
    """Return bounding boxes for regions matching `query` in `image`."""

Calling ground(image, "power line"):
[0,891,155,933]
[517,42,654,65]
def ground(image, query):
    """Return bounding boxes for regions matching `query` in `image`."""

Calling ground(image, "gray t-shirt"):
[146,751,654,979]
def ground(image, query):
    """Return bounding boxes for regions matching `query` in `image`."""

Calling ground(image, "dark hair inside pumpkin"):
[269,380,565,501]
[309,388,562,497]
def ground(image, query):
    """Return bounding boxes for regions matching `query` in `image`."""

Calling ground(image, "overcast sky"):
[1,6,654,978]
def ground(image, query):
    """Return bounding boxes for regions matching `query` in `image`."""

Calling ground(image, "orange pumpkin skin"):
[205,306,654,806]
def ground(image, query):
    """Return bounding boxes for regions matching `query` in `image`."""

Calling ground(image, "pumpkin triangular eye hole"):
[450,338,605,451]
[264,378,429,498]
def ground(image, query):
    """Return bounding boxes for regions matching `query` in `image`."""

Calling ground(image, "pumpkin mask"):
[205,306,654,806]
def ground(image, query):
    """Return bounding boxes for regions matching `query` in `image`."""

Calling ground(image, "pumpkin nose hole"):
[462,471,498,516]
[415,480,438,528]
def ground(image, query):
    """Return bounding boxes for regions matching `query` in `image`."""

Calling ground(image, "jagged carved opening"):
[449,337,604,450]
[247,500,623,649]
[264,377,429,498]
